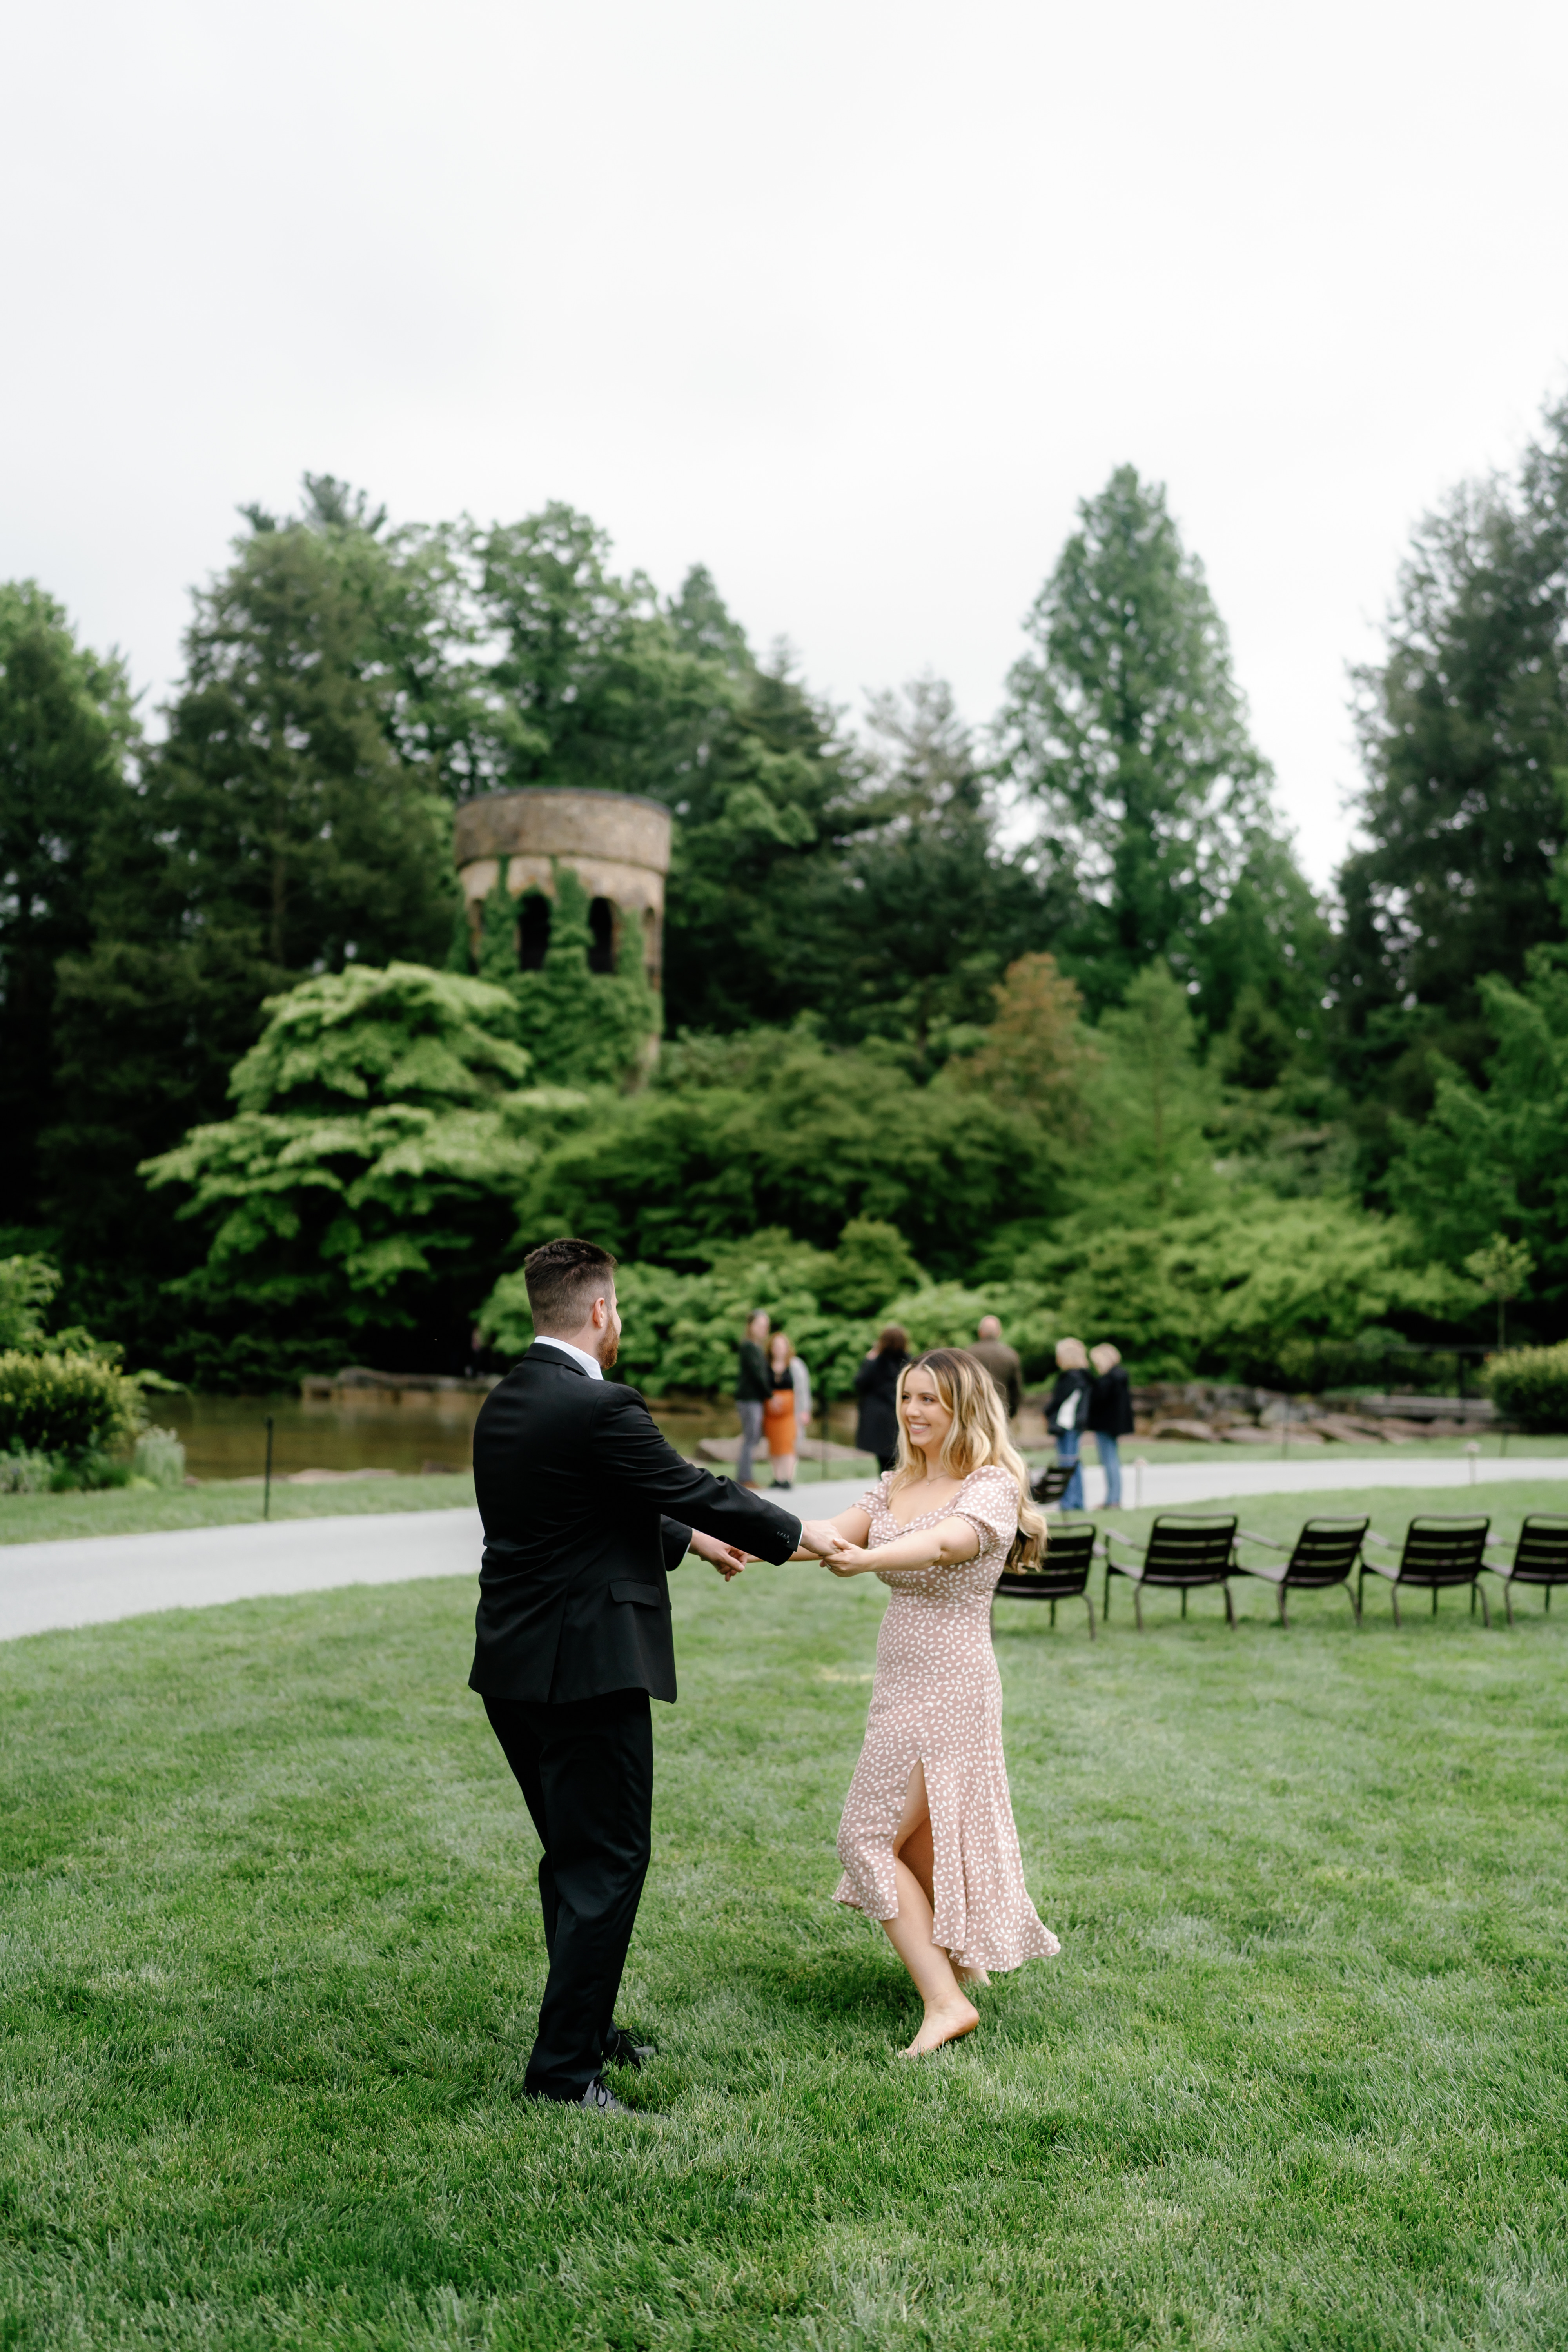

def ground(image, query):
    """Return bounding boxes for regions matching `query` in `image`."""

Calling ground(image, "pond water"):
[162,1391,758,1483]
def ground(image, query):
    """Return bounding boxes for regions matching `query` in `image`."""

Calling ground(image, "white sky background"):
[4,0,1567,889]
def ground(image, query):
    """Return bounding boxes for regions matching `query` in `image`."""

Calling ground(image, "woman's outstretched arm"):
[825,1516,980,1577]
[790,1504,871,1561]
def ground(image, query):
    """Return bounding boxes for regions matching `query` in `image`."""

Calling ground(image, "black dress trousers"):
[484,1687,653,2101]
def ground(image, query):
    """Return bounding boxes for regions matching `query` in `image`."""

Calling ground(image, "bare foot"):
[902,1998,980,2057]
[953,1958,990,1990]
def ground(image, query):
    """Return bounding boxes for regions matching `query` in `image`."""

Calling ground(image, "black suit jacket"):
[469,1345,803,1705]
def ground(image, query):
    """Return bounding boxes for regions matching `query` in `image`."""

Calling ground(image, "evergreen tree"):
[44,506,457,1336]
[998,465,1316,1027]
[1334,400,1568,1100]
[652,637,879,1035]
[0,585,135,1231]
[1383,951,1568,1335]
[1080,963,1219,1218]
[760,678,1074,1060]
[292,475,506,801]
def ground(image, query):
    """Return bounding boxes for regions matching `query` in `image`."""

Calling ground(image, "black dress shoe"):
[603,2026,655,2071]
[580,2076,625,2112]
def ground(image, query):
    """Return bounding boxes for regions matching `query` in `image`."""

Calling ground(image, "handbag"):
[1056,1383,1080,1434]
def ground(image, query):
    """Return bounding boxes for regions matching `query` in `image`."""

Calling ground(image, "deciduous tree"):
[141,963,562,1384]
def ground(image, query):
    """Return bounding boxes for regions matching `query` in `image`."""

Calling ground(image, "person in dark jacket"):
[969,1315,1023,1419]
[854,1323,910,1472]
[1087,1342,1134,1508]
[1046,1338,1093,1512]
[734,1309,771,1487]
[471,1238,848,2111]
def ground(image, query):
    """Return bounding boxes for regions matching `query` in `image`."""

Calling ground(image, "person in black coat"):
[854,1323,910,1472]
[1046,1338,1093,1512]
[471,1237,849,2111]
[1087,1342,1134,1508]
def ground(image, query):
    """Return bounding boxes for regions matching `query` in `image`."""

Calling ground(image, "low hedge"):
[0,1348,143,1459]
[1483,1343,1568,1434]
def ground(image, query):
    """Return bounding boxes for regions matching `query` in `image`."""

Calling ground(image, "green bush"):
[984,1193,1475,1387]
[1483,1343,1568,1433]
[54,1453,134,1492]
[479,1225,1058,1399]
[483,1229,880,1398]
[517,1033,1063,1277]
[0,1349,142,1459]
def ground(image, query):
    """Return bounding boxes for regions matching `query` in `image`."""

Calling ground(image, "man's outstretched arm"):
[603,1387,844,1561]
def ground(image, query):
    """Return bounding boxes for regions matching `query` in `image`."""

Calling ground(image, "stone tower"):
[452,787,673,992]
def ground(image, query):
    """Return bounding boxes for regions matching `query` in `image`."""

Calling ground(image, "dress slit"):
[833,1466,1060,1975]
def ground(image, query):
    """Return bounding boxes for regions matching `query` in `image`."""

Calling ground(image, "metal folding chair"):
[991,1523,1098,1639]
[1359,1515,1490,1626]
[1233,1516,1369,1626]
[1103,1514,1238,1630]
[1481,1515,1568,1625]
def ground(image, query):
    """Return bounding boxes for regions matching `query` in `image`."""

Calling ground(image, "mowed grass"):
[0,1472,477,1546]
[2,1486,1568,2348]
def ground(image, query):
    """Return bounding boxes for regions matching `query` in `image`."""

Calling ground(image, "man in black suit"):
[470,1236,848,2111]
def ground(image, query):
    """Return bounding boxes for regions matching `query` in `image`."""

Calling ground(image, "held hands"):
[822,1542,876,1577]
[695,1520,854,1578]
[688,1528,749,1581]
[796,1518,854,1564]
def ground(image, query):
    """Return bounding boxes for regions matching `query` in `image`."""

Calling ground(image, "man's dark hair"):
[524,1237,619,1334]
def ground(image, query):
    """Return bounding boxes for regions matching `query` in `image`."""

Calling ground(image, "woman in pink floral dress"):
[821,1348,1059,2054]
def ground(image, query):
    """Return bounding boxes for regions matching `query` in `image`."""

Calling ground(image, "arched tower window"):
[588,896,616,975]
[518,891,551,970]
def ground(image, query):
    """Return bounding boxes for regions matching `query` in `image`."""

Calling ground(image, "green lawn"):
[0,1471,476,1546]
[3,1488,1568,2348]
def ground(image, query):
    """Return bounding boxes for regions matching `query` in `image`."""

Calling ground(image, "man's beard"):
[597,1324,620,1369]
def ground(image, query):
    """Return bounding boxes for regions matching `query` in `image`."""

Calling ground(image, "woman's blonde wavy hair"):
[891,1347,1047,1571]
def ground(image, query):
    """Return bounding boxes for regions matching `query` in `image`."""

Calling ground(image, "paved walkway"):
[0,1508,482,1645]
[2,1456,1562,1644]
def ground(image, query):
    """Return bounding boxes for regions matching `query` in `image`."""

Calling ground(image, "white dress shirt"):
[533,1334,605,1381]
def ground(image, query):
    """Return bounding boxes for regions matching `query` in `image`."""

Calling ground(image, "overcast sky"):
[5,0,1566,886]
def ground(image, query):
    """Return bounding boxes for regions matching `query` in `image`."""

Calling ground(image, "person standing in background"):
[969,1316,1023,1421]
[1047,1338,1092,1512]
[855,1323,910,1473]
[735,1309,771,1489]
[765,1329,811,1490]
[1087,1342,1134,1509]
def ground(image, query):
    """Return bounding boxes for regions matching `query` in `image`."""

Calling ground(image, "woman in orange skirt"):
[765,1328,806,1490]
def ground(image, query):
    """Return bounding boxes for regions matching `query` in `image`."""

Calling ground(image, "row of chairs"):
[995,1498,1568,1636]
